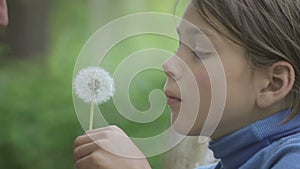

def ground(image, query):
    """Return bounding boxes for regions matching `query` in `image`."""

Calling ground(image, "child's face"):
[163,2,258,139]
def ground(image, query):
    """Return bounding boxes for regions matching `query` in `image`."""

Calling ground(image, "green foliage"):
[0,60,81,169]
[0,0,180,169]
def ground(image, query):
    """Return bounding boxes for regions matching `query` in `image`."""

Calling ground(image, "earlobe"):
[256,61,295,109]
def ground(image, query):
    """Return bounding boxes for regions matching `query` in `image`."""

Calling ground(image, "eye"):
[191,50,198,57]
[191,48,212,60]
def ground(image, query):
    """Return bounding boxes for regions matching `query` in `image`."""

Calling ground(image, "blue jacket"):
[195,109,300,169]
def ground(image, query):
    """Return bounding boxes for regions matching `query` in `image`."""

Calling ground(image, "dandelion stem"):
[89,103,94,130]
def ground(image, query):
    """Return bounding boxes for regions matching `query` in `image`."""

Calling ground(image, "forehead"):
[176,22,214,38]
[177,1,217,38]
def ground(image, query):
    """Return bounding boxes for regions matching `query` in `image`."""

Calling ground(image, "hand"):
[74,125,152,169]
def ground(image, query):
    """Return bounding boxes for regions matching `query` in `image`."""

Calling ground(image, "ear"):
[255,61,295,109]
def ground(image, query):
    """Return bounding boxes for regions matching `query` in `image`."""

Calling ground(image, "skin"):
[0,0,8,27]
[73,1,295,168]
[73,126,151,169]
[163,2,295,139]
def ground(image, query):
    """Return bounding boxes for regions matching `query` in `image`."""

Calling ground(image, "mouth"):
[165,91,181,106]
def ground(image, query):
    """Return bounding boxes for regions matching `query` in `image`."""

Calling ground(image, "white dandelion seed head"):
[73,66,115,104]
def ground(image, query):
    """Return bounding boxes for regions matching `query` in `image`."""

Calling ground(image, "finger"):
[74,135,93,149]
[85,125,122,134]
[74,141,101,161]
[74,130,111,149]
[75,151,104,169]
[86,127,127,144]
[75,154,91,169]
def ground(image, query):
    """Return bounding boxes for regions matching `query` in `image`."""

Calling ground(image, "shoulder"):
[264,132,300,169]
[241,132,300,169]
[196,133,300,169]
[194,163,218,169]
[271,132,300,156]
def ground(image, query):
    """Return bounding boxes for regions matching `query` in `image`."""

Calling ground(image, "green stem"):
[89,102,94,130]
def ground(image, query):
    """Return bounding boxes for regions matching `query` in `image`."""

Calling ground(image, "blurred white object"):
[165,136,218,169]
[73,66,115,104]
[73,66,115,130]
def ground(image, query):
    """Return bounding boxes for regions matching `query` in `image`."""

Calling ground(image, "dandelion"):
[73,66,115,130]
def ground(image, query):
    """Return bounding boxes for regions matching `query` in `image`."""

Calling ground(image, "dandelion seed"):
[73,66,115,130]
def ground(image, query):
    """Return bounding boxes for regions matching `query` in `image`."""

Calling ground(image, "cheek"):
[220,58,257,126]
[181,66,212,135]
[195,68,211,94]
[225,71,255,111]
[193,67,212,117]
[193,67,212,133]
[170,65,212,135]
[224,57,253,101]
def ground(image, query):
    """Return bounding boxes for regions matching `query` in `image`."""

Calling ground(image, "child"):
[73,0,300,168]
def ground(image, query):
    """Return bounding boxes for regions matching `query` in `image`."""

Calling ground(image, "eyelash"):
[176,42,211,60]
[191,50,198,55]
[191,50,211,60]
[191,50,201,59]
[174,49,207,61]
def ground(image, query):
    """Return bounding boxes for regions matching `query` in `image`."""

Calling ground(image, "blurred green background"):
[0,0,188,169]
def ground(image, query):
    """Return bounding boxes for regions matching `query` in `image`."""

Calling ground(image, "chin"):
[171,116,213,137]
[171,117,201,136]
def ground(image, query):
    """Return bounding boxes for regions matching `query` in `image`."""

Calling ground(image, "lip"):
[167,97,181,105]
[165,91,181,106]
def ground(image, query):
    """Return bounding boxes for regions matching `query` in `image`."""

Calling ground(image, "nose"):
[0,0,8,27]
[162,54,184,80]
